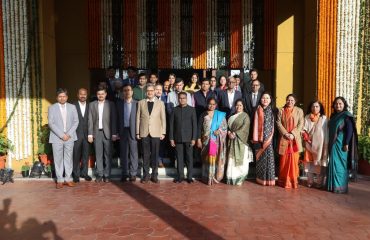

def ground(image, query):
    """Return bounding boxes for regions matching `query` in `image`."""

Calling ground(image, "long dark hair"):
[306,100,325,116]
[259,91,275,108]
[331,96,349,113]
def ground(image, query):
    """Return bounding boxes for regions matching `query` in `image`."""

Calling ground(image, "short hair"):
[332,96,349,113]
[175,78,184,84]
[122,83,133,90]
[127,66,137,72]
[201,78,210,84]
[178,91,187,98]
[250,68,258,75]
[56,88,68,96]
[169,73,176,78]
[233,74,240,79]
[97,86,107,93]
[138,73,147,79]
[306,100,325,116]
[155,83,163,87]
[150,72,158,78]
[146,83,155,90]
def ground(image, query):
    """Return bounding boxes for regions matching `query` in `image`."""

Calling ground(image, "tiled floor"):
[1,178,370,240]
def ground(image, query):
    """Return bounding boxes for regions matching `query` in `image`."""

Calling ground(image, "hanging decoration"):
[137,0,147,69]
[171,0,181,68]
[206,0,217,69]
[335,0,361,113]
[0,0,5,132]
[88,0,102,68]
[158,0,171,69]
[242,0,253,69]
[180,0,192,68]
[230,0,242,69]
[216,0,230,68]
[263,0,276,70]
[317,0,338,115]
[192,0,207,69]
[123,0,137,68]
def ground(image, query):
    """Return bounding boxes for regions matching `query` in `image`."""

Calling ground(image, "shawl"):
[209,110,226,156]
[228,112,249,166]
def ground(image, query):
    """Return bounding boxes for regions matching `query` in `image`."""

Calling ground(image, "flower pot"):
[21,170,30,177]
[0,155,6,169]
[358,159,370,176]
[88,155,95,168]
[38,154,48,165]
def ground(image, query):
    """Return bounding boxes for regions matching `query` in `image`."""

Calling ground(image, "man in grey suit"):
[117,84,138,182]
[48,88,79,189]
[88,86,117,183]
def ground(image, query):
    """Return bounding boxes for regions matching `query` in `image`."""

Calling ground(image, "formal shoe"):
[103,177,110,183]
[151,177,160,184]
[186,179,194,184]
[129,176,136,182]
[121,176,128,182]
[65,181,76,187]
[95,177,103,183]
[82,175,92,181]
[56,183,64,189]
[73,177,80,183]
[173,178,183,183]
[141,176,150,184]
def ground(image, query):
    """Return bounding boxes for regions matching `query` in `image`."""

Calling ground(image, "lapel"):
[143,100,150,116]
[75,102,82,119]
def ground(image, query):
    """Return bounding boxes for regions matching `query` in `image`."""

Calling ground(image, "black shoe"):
[73,177,80,183]
[95,176,103,183]
[174,178,183,183]
[129,176,136,182]
[151,177,160,184]
[103,177,110,183]
[82,175,92,181]
[121,176,128,182]
[141,176,150,184]
[187,178,194,184]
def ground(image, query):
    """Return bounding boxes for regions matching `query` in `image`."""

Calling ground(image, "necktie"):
[61,104,67,132]
[253,94,257,107]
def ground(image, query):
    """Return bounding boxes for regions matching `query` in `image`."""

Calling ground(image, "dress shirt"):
[59,103,67,132]
[252,92,258,107]
[78,101,86,117]
[227,90,235,108]
[123,100,132,127]
[98,100,104,129]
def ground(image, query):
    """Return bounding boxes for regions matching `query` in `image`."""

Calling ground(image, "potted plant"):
[37,124,52,165]
[21,162,31,177]
[358,135,370,175]
[0,134,14,169]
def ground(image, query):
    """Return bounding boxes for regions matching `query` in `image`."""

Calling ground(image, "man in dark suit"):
[88,86,117,183]
[117,84,138,182]
[72,88,92,183]
[218,76,243,117]
[105,66,123,102]
[243,68,265,94]
[122,66,138,87]
[136,84,166,184]
[244,79,263,119]
[193,78,217,120]
[170,92,197,183]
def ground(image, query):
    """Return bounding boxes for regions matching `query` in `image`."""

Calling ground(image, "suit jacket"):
[88,100,117,139]
[169,105,197,143]
[136,99,166,138]
[276,106,304,155]
[48,103,79,144]
[122,77,138,87]
[218,90,243,117]
[243,80,265,95]
[193,90,217,119]
[116,99,137,140]
[74,101,89,140]
[244,91,262,119]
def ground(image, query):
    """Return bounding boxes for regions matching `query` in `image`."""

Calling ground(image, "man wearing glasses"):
[218,76,242,118]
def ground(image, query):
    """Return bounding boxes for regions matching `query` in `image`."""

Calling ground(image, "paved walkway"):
[1,178,370,240]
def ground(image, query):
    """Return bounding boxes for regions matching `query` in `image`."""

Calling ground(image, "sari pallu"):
[253,105,275,186]
[277,107,304,189]
[226,112,253,185]
[200,110,227,184]
[327,111,358,193]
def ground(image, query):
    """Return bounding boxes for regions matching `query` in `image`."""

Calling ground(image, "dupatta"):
[209,110,226,156]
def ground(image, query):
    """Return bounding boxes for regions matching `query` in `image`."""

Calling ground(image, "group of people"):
[48,66,358,194]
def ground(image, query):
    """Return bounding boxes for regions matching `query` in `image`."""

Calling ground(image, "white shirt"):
[227,90,235,108]
[98,101,104,129]
[123,100,132,127]
[78,101,86,117]
[58,103,67,132]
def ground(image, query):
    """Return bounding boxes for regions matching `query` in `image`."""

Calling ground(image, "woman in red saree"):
[276,94,304,188]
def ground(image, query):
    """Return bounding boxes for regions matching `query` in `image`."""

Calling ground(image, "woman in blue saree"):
[327,97,358,194]
[197,97,227,185]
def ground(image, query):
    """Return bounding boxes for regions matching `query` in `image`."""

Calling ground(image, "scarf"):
[209,110,226,156]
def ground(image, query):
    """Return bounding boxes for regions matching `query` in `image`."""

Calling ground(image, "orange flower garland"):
[88,0,102,69]
[317,0,337,115]
[192,0,207,69]
[263,0,276,70]
[230,0,243,69]
[157,0,171,69]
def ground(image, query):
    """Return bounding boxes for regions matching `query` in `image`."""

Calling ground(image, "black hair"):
[332,96,349,113]
[122,83,133,90]
[127,66,137,72]
[138,72,147,79]
[178,91,188,98]
[56,88,68,96]
[286,93,298,102]
[97,86,107,93]
[234,98,245,108]
[250,68,258,75]
[306,100,325,116]
[207,96,217,105]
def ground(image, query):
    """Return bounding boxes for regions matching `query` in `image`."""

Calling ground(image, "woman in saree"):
[197,97,227,185]
[225,99,254,185]
[302,101,328,188]
[276,94,304,189]
[327,97,358,194]
[252,92,276,186]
